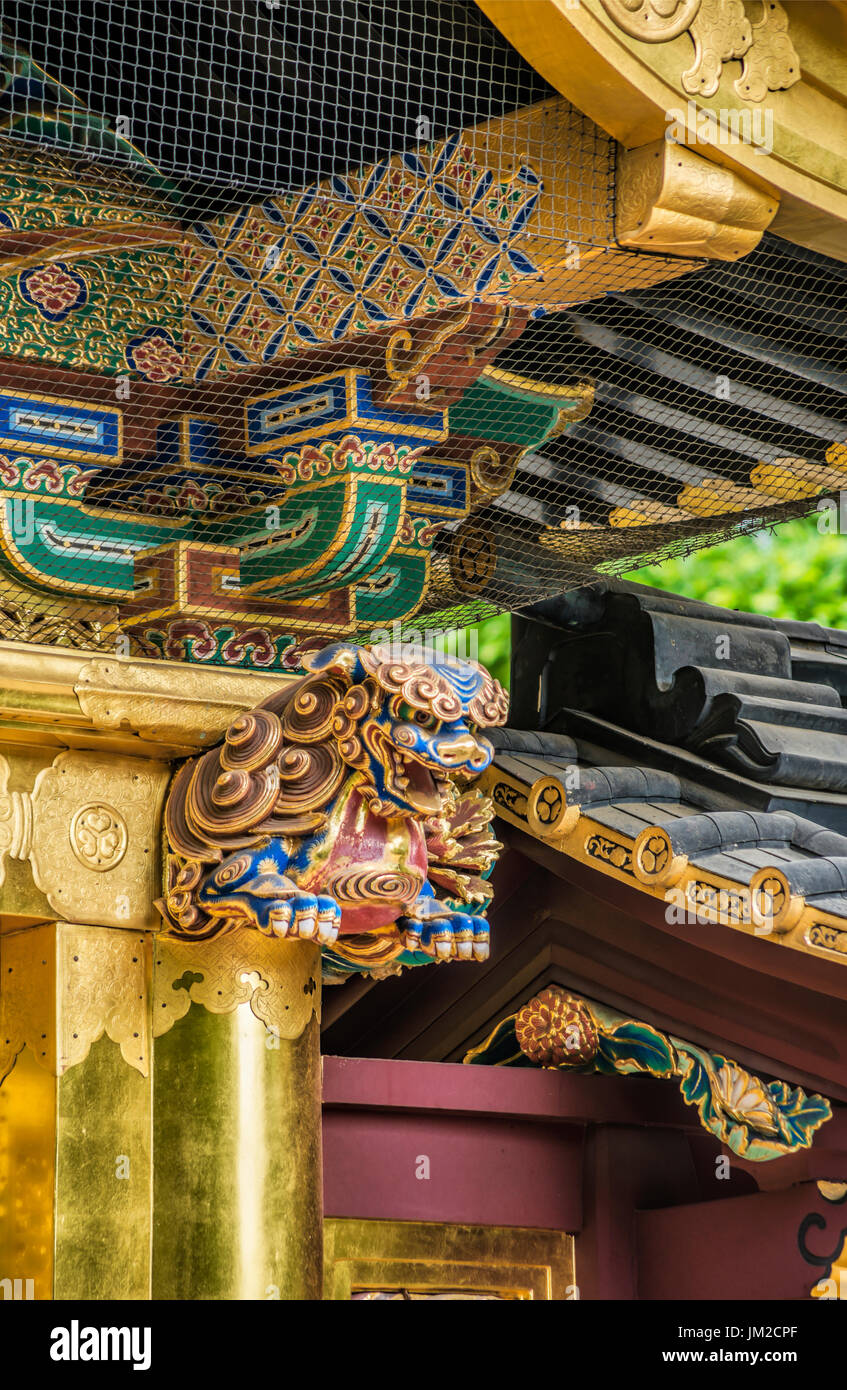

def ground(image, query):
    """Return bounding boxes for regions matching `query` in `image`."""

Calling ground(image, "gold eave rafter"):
[478,0,847,261]
[480,761,847,970]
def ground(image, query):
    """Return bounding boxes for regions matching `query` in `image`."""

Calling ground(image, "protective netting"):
[0,1,842,669]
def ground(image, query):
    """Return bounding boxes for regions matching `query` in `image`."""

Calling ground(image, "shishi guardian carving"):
[158,642,508,979]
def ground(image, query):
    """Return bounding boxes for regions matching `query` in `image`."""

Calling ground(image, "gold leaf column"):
[0,923,153,1300]
[0,649,325,1302]
[151,933,323,1300]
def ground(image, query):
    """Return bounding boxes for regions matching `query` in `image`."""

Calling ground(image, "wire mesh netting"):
[0,0,843,669]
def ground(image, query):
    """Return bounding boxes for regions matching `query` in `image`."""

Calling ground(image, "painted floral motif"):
[0,452,97,497]
[272,434,419,486]
[468,984,833,1161]
[18,261,88,321]
[18,458,66,493]
[124,327,184,383]
[0,248,182,378]
[711,1063,780,1134]
[184,131,544,379]
[396,514,439,549]
[155,620,284,666]
[515,988,599,1065]
[140,620,300,670]
[236,304,275,358]
[133,478,272,517]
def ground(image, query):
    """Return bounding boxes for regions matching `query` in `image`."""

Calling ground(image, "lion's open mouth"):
[388,745,445,815]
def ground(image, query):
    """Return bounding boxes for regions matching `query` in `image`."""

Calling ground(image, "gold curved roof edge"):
[477,0,847,262]
[479,758,847,971]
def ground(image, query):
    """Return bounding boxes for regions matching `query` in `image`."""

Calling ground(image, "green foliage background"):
[464,611,511,689]
[628,515,846,623]
[466,514,846,690]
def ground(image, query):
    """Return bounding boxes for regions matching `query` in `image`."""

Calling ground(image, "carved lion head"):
[159,642,507,938]
[305,642,508,817]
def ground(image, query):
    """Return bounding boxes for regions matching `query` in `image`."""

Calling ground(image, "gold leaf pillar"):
[0,646,323,1301]
[0,925,325,1300]
[0,923,154,1300]
[150,931,323,1300]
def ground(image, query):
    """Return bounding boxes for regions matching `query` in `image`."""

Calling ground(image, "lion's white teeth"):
[391,751,411,789]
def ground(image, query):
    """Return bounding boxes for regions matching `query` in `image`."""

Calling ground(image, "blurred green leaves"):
[461,514,847,692]
[463,612,511,688]
[628,515,847,627]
